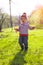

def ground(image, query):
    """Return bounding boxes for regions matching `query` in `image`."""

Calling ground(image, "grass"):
[0,28,43,65]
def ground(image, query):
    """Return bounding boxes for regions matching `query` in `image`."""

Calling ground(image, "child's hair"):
[21,15,27,19]
[23,12,26,15]
[23,12,27,19]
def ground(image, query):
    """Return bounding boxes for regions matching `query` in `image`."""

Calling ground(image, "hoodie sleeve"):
[28,22,33,30]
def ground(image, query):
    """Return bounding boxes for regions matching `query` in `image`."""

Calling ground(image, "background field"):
[0,28,43,65]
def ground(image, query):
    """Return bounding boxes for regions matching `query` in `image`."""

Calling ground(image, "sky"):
[0,0,43,16]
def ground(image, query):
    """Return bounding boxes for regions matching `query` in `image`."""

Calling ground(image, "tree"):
[29,6,43,29]
[0,9,7,32]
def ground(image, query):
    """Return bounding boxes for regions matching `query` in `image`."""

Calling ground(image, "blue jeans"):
[19,36,28,50]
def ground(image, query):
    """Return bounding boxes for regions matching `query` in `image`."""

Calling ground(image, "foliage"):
[29,7,43,29]
[0,28,43,65]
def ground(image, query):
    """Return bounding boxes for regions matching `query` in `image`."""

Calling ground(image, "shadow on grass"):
[10,50,27,65]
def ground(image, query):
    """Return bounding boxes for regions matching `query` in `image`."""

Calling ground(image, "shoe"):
[24,48,28,52]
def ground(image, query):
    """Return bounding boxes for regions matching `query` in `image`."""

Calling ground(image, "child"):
[15,14,35,51]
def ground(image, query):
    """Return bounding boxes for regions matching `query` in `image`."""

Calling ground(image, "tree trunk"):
[0,25,2,32]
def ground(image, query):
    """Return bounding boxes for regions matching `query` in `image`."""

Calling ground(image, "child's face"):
[21,16,26,23]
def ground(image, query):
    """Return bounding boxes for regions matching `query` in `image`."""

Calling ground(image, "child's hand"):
[14,28,18,32]
[14,28,19,32]
[32,27,35,29]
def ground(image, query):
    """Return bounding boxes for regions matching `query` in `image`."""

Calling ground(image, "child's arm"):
[28,25,35,30]
[14,26,20,32]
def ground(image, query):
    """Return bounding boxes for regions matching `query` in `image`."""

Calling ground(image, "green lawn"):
[0,28,43,65]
